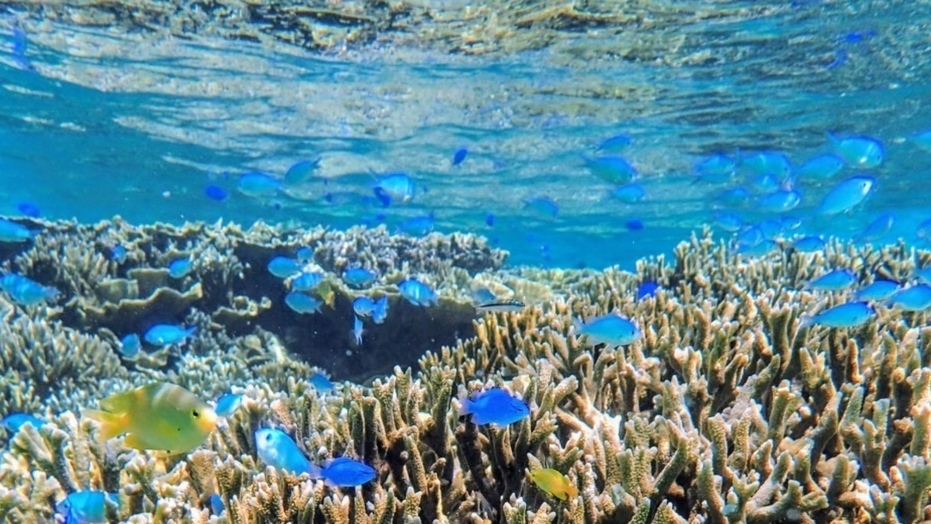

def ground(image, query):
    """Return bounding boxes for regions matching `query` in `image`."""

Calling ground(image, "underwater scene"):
[2,0,931,523]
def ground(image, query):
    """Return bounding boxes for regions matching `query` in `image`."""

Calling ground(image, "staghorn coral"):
[3,224,931,523]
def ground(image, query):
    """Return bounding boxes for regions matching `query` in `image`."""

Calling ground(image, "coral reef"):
[2,222,931,523]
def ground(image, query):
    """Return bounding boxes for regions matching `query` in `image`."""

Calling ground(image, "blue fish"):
[799,301,875,329]
[55,490,110,524]
[168,259,193,279]
[316,457,377,487]
[758,189,801,213]
[741,151,791,179]
[2,413,45,433]
[694,153,737,182]
[398,214,435,236]
[285,292,322,314]
[353,296,376,317]
[16,202,40,218]
[737,239,777,256]
[637,281,659,300]
[471,287,497,304]
[485,213,495,227]
[0,219,32,243]
[806,269,857,291]
[118,334,142,358]
[886,285,931,311]
[285,158,320,185]
[736,226,765,248]
[918,218,931,243]
[255,429,316,475]
[204,185,228,201]
[524,196,559,218]
[215,393,242,417]
[352,314,364,346]
[310,373,335,392]
[626,219,645,231]
[208,494,224,516]
[795,154,844,179]
[295,247,314,262]
[399,279,438,306]
[344,267,376,288]
[11,26,34,71]
[854,280,900,302]
[574,314,641,347]
[830,134,884,168]
[611,183,646,203]
[291,271,324,291]
[712,212,743,232]
[238,172,281,197]
[143,324,196,346]
[912,129,931,152]
[791,236,826,253]
[452,147,469,166]
[0,274,60,306]
[817,176,874,215]
[110,245,127,263]
[716,187,751,207]
[583,155,637,184]
[461,388,531,426]
[268,257,302,279]
[372,296,389,324]
[855,212,895,242]
[374,173,415,205]
[596,133,632,152]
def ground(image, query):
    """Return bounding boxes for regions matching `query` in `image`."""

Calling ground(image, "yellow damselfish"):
[530,468,578,501]
[83,382,217,455]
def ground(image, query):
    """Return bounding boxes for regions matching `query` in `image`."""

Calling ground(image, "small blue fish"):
[741,151,791,179]
[0,219,32,243]
[398,214,435,236]
[452,147,468,166]
[790,236,825,252]
[886,285,931,311]
[795,154,844,179]
[291,271,324,291]
[399,279,438,306]
[712,212,743,232]
[855,212,895,242]
[758,189,801,213]
[344,267,376,288]
[143,324,196,346]
[912,129,931,152]
[295,247,314,262]
[854,280,900,302]
[238,172,281,197]
[918,218,931,243]
[806,269,857,291]
[16,202,40,218]
[352,315,364,346]
[485,213,496,227]
[168,258,193,279]
[118,334,142,358]
[285,292,322,314]
[208,494,225,516]
[716,187,751,207]
[830,134,884,168]
[471,287,497,304]
[596,134,632,152]
[374,173,415,205]
[310,373,335,392]
[626,219,644,231]
[799,301,875,329]
[268,257,302,279]
[353,296,376,317]
[817,176,874,215]
[0,274,60,306]
[215,393,242,418]
[204,185,228,202]
[11,26,34,71]
[637,281,659,300]
[574,314,642,347]
[255,428,316,475]
[55,490,110,524]
[694,153,737,182]
[316,457,377,487]
[372,296,388,324]
[611,183,646,203]
[524,196,559,218]
[2,413,45,433]
[285,158,320,185]
[583,155,637,184]
[737,239,777,256]
[736,226,765,248]
[461,388,531,426]
[110,245,127,263]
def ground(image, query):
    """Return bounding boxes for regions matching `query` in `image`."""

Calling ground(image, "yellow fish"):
[83,382,217,455]
[530,468,578,501]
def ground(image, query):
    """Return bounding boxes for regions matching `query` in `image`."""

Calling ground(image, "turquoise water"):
[1,4,931,269]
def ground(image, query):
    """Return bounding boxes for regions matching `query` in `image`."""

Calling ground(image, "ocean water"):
[1,3,930,269]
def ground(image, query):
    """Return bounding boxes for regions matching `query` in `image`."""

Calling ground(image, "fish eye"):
[192,410,200,418]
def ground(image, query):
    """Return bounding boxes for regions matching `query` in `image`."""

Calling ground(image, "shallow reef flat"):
[1,217,931,523]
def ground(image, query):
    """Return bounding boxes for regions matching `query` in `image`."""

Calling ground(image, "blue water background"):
[1,4,930,269]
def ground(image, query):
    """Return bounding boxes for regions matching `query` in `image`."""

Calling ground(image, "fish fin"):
[98,388,139,413]
[123,433,149,451]
[82,409,126,443]
[797,315,814,330]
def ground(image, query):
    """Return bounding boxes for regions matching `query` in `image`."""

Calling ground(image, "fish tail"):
[797,314,814,330]
[81,409,125,443]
